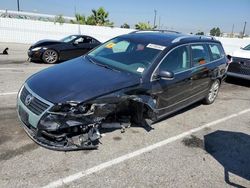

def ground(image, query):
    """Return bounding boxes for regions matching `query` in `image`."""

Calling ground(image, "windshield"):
[243,44,250,51]
[87,37,165,75]
[60,35,78,43]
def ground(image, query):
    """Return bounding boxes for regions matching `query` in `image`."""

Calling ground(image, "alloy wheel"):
[208,80,220,102]
[43,50,58,64]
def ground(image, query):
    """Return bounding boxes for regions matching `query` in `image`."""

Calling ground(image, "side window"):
[74,37,84,44]
[208,43,224,61]
[90,38,100,44]
[191,44,210,66]
[75,37,94,44]
[159,45,190,73]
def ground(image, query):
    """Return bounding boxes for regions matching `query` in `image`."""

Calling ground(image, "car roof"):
[120,31,220,46]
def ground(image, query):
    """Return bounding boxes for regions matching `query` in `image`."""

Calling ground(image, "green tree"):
[210,27,221,36]
[121,23,130,28]
[70,13,86,25]
[54,14,65,25]
[85,15,96,25]
[195,31,204,35]
[87,7,113,26]
[135,22,152,30]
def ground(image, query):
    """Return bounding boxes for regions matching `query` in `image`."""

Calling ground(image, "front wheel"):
[42,49,58,64]
[203,79,220,105]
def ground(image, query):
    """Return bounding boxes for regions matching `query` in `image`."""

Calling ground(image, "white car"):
[233,44,250,59]
[227,44,250,80]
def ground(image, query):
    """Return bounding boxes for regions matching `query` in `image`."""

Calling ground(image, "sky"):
[0,0,249,34]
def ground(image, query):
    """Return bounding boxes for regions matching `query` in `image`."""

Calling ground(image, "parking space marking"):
[0,67,43,70]
[0,92,18,96]
[0,66,50,71]
[43,108,250,188]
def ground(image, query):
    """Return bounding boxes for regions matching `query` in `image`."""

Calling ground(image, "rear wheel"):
[203,79,220,105]
[42,49,58,64]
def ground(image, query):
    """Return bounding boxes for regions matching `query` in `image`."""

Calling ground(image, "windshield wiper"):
[86,55,120,72]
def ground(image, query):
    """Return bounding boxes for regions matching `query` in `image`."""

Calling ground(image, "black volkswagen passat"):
[17,31,228,150]
[28,35,101,64]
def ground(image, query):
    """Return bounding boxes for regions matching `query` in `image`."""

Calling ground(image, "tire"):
[42,49,58,64]
[203,79,220,105]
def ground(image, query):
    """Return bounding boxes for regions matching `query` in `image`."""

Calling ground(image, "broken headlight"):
[38,103,91,131]
[49,103,91,114]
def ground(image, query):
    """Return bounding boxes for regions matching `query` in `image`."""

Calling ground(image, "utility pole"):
[153,9,157,29]
[242,21,247,38]
[158,16,161,30]
[17,0,20,11]
[74,0,81,34]
[231,24,234,37]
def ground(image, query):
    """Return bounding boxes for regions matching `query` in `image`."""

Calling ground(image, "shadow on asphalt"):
[204,130,250,188]
[225,77,250,88]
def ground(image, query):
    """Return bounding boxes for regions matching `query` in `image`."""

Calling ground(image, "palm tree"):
[89,7,113,26]
[70,13,85,25]
[54,14,65,25]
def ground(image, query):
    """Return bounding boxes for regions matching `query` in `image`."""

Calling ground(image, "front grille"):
[228,62,250,76]
[20,86,50,115]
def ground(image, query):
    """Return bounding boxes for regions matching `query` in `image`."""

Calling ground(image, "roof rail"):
[199,35,215,40]
[171,36,191,43]
[130,29,181,34]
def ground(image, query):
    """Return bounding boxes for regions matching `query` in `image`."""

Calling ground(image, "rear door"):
[151,45,193,117]
[190,44,212,96]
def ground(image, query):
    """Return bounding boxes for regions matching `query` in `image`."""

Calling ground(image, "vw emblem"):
[25,94,34,106]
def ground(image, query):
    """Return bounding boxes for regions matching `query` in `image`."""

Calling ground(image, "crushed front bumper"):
[17,84,101,151]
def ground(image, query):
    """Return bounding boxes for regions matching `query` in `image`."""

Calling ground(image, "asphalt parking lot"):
[0,44,250,188]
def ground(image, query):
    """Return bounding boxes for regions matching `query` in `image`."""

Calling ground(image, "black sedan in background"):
[28,35,101,64]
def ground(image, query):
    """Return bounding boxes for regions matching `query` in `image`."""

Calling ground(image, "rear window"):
[208,43,225,61]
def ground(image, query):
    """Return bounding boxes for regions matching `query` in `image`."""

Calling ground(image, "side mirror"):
[227,55,232,61]
[156,70,174,80]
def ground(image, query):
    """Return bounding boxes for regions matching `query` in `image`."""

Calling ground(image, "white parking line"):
[42,108,250,188]
[0,92,18,96]
[0,67,43,70]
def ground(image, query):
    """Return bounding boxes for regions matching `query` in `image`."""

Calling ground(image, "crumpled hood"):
[26,57,140,104]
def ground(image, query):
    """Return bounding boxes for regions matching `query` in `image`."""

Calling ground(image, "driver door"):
[61,36,95,60]
[150,45,193,118]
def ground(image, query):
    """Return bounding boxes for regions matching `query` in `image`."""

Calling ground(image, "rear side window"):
[159,45,190,73]
[208,43,225,61]
[191,44,210,66]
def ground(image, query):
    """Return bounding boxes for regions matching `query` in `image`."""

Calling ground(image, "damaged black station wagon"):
[17,31,228,150]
